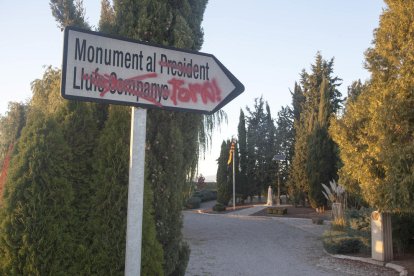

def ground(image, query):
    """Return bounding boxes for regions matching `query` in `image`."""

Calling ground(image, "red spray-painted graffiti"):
[82,69,223,109]
[168,78,221,106]
[82,70,163,106]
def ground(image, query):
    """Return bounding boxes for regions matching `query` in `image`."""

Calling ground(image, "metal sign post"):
[125,107,147,276]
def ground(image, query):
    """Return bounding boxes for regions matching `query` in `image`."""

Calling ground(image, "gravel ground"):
[183,205,399,276]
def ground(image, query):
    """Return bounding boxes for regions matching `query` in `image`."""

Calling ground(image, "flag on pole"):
[227,141,235,165]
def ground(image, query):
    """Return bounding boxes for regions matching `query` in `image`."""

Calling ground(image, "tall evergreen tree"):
[0,112,74,275]
[289,53,342,206]
[0,102,27,166]
[237,109,248,200]
[274,106,294,195]
[246,97,267,197]
[332,1,414,212]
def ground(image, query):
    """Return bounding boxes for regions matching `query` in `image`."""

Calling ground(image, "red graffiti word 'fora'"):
[82,70,162,106]
[168,78,222,106]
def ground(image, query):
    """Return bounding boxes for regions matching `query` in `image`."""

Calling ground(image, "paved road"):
[183,205,398,276]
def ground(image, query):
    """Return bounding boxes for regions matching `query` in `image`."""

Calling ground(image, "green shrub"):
[186,197,201,209]
[324,235,363,254]
[346,207,373,232]
[331,217,347,231]
[213,203,226,212]
[323,230,364,254]
[192,190,217,202]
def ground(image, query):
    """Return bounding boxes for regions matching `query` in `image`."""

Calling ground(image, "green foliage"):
[332,1,414,212]
[186,197,201,209]
[323,232,363,254]
[237,109,249,199]
[306,126,336,208]
[392,213,414,255]
[0,112,74,275]
[289,54,341,207]
[193,190,217,202]
[141,179,165,276]
[49,0,90,30]
[213,203,226,212]
[346,207,373,233]
[245,97,276,197]
[87,106,131,275]
[0,102,27,165]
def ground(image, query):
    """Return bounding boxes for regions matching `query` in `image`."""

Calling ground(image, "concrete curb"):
[324,251,408,276]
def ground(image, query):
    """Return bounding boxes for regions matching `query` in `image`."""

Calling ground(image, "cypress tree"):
[237,110,248,200]
[216,140,232,205]
[306,77,338,208]
[0,102,27,166]
[246,97,267,197]
[0,112,74,275]
[289,54,341,207]
[275,106,294,196]
[88,105,164,275]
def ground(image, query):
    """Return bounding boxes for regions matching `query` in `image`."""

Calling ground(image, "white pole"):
[125,107,147,276]
[232,145,236,211]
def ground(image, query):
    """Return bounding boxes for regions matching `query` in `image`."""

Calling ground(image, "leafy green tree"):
[330,81,368,208]
[0,112,74,275]
[332,0,414,212]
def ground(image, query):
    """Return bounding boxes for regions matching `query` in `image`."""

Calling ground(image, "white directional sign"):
[62,27,244,114]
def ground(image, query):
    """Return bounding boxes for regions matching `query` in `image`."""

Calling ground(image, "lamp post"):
[272,154,285,206]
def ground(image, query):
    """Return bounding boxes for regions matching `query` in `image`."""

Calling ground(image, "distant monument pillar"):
[266,186,273,206]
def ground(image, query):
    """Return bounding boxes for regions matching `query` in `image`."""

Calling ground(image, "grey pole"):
[125,107,147,276]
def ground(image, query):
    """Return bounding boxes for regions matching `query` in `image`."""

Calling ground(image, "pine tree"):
[0,112,74,275]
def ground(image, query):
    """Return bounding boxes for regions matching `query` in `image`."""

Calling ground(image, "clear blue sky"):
[0,1,385,180]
